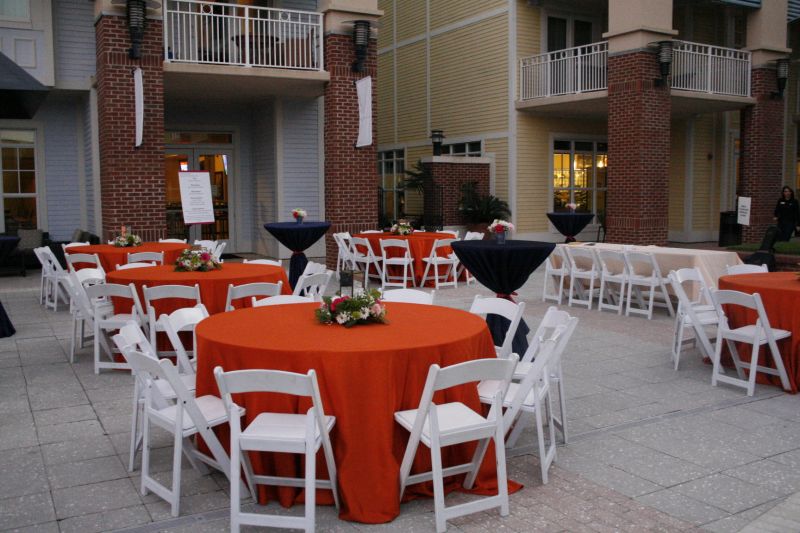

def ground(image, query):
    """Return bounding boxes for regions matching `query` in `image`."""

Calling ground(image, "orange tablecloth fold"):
[354,232,458,287]
[194,302,520,523]
[66,242,190,273]
[718,272,800,393]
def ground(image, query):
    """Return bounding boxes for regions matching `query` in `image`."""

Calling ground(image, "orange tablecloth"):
[66,242,190,272]
[718,273,800,393]
[195,302,515,523]
[353,232,456,286]
[106,263,291,316]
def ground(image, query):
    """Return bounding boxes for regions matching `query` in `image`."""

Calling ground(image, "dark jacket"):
[774,198,800,227]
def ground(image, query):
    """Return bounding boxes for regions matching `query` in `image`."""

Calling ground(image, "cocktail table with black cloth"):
[263,221,331,288]
[451,240,555,355]
[547,212,595,243]
[0,236,22,275]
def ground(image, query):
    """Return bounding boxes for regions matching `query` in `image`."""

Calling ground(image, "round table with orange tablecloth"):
[106,263,291,316]
[66,242,190,272]
[353,232,456,286]
[718,272,800,393]
[194,302,518,524]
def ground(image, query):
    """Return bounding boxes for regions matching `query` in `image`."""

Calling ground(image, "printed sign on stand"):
[737,196,751,226]
[178,171,214,225]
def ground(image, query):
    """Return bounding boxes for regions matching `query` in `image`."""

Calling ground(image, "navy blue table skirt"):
[451,240,555,355]
[263,221,331,288]
[0,301,14,337]
[547,212,595,243]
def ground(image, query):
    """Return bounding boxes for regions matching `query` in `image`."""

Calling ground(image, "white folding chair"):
[214,367,340,533]
[212,242,226,262]
[39,247,71,311]
[61,241,89,253]
[420,239,459,289]
[116,262,156,270]
[143,284,202,353]
[710,289,791,396]
[128,349,234,517]
[726,263,769,275]
[456,231,483,285]
[469,295,525,359]
[293,271,332,301]
[128,251,164,265]
[542,245,569,304]
[32,247,49,305]
[159,238,187,243]
[84,282,146,374]
[225,282,283,311]
[349,237,383,289]
[299,261,327,278]
[596,249,629,315]
[479,340,558,483]
[65,252,104,273]
[360,230,382,234]
[333,232,356,277]
[160,304,209,374]
[379,239,416,289]
[194,239,217,252]
[668,269,718,370]
[624,251,674,319]
[252,295,314,307]
[564,246,600,309]
[242,258,282,267]
[380,288,435,305]
[67,268,107,363]
[395,358,516,533]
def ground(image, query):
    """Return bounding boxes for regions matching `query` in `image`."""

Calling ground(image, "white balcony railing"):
[519,42,608,100]
[671,40,750,97]
[164,0,323,71]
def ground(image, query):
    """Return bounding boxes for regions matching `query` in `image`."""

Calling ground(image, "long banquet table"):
[353,232,457,287]
[67,242,190,272]
[195,302,517,523]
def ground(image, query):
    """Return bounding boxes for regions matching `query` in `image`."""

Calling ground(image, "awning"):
[0,52,49,119]
[790,0,800,22]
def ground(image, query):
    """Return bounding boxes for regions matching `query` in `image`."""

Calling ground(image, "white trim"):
[0,120,47,234]
[377,130,510,152]
[420,156,493,165]
[90,88,102,234]
[317,95,325,222]
[425,0,431,136]
[539,8,603,53]
[683,118,694,235]
[508,0,517,226]
[76,102,87,230]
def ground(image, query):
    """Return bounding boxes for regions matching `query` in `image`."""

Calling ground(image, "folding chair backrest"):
[469,295,524,323]
[225,282,283,311]
[33,246,48,268]
[66,253,102,272]
[673,267,712,308]
[144,284,201,309]
[252,295,313,306]
[596,249,627,276]
[624,251,658,278]
[40,247,65,274]
[194,240,217,252]
[128,251,163,264]
[116,262,156,270]
[243,258,282,267]
[293,271,331,299]
[565,246,596,271]
[464,231,484,241]
[160,304,209,372]
[503,340,556,429]
[523,306,575,362]
[380,288,434,304]
[129,349,201,417]
[85,282,144,316]
[546,246,567,270]
[63,241,89,250]
[379,238,410,257]
[350,236,377,257]
[212,242,226,260]
[300,261,327,277]
[116,321,157,360]
[73,267,105,286]
[726,263,768,275]
[158,238,187,243]
[431,238,456,253]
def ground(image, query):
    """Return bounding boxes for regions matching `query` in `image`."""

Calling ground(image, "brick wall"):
[605,51,671,245]
[95,15,166,241]
[323,33,378,267]
[421,160,490,226]
[739,67,785,243]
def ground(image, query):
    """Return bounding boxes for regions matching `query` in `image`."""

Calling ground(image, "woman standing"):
[773,186,800,241]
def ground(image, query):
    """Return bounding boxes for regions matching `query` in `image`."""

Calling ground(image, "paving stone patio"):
[1,261,799,532]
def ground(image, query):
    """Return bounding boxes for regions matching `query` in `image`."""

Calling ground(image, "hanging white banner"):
[133,67,143,147]
[355,76,372,147]
[737,196,751,226]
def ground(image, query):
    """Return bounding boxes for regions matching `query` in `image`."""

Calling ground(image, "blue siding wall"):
[281,99,320,222]
[83,96,94,232]
[253,103,277,257]
[53,0,95,87]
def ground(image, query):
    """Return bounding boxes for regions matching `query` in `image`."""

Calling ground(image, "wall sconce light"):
[111,0,160,59]
[653,40,673,87]
[352,20,371,73]
[431,129,445,156]
[773,57,790,99]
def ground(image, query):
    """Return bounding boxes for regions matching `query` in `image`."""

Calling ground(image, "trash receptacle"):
[718,211,741,247]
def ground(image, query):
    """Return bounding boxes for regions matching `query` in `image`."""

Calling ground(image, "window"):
[441,141,482,157]
[552,139,606,219]
[378,149,405,224]
[0,0,30,21]
[546,15,596,52]
[1,130,37,233]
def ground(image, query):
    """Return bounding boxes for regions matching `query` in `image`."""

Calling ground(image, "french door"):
[165,148,233,248]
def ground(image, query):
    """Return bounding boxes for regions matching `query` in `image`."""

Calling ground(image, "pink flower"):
[370,303,382,316]
[200,252,211,261]
[330,296,349,312]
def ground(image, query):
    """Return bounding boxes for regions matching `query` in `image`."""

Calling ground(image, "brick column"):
[95,15,166,241]
[420,157,491,227]
[323,33,378,268]
[605,51,671,245]
[738,67,785,243]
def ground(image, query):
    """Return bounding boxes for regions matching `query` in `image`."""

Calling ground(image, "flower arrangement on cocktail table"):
[292,208,307,223]
[390,221,413,235]
[489,219,514,244]
[112,234,142,247]
[315,289,388,327]
[566,202,579,212]
[174,249,221,272]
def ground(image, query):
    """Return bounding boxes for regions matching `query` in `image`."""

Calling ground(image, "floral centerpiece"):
[489,219,514,244]
[390,221,413,235]
[174,249,221,272]
[315,289,388,327]
[566,202,579,213]
[292,208,307,224]
[112,234,142,247]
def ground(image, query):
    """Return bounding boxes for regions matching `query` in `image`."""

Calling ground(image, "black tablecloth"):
[451,240,555,355]
[0,236,20,263]
[263,221,331,288]
[547,212,595,243]
[0,301,14,337]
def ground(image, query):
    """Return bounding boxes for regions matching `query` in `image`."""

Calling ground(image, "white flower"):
[335,313,349,324]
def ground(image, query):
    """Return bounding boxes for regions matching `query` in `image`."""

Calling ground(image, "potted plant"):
[458,181,512,239]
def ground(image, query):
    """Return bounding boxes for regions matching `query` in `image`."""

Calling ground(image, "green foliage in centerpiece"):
[112,234,142,247]
[174,249,222,272]
[315,289,388,327]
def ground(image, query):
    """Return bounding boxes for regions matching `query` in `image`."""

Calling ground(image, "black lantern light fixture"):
[653,40,673,86]
[430,129,445,156]
[111,0,160,59]
[352,20,371,73]
[339,269,354,298]
[773,57,790,99]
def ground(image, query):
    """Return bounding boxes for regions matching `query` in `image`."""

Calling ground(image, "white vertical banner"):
[355,76,372,147]
[133,67,143,148]
[737,196,751,226]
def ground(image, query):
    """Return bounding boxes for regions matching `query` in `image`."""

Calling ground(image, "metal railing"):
[671,40,750,97]
[519,41,607,100]
[164,0,323,71]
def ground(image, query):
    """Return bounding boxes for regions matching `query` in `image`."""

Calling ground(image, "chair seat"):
[153,373,197,399]
[725,325,791,344]
[395,402,487,446]
[680,310,718,326]
[239,412,336,452]
[629,274,666,284]
[97,313,141,328]
[384,257,413,265]
[422,256,457,265]
[154,395,228,433]
[478,379,546,408]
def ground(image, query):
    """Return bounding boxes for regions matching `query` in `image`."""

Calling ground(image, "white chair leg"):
[494,424,510,517]
[140,405,151,496]
[557,376,568,444]
[430,438,447,533]
[93,321,101,374]
[128,382,141,472]
[534,405,549,484]
[169,425,183,517]
[304,443,316,533]
[767,338,791,391]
